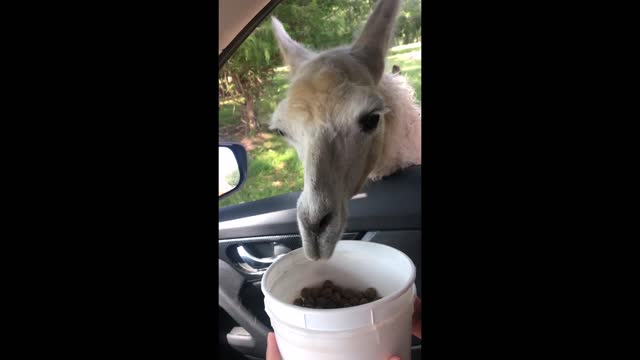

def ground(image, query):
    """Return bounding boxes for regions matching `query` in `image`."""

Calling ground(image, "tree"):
[394,0,421,45]
[221,24,279,135]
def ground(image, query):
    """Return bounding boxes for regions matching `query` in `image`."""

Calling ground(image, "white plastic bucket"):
[261,240,416,360]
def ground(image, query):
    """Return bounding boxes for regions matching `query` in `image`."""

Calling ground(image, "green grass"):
[386,45,421,103]
[219,99,243,127]
[219,134,304,207]
[388,42,422,56]
[219,42,422,207]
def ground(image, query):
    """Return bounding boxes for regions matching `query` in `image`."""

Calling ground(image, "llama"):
[269,0,421,261]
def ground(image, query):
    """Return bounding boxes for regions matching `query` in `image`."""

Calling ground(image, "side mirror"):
[219,142,248,200]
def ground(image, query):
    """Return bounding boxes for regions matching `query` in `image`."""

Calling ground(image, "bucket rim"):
[260,240,416,316]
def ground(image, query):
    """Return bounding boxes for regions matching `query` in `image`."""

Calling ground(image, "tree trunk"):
[243,93,260,134]
[231,72,260,135]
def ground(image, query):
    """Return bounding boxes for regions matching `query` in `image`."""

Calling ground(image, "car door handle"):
[237,245,277,266]
[236,244,290,273]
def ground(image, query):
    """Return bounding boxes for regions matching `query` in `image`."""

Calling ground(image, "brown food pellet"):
[343,289,356,299]
[301,288,311,298]
[291,281,380,309]
[331,292,342,302]
[303,297,316,307]
[316,297,328,307]
[364,288,377,299]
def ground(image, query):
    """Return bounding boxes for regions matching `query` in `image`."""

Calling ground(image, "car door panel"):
[220,165,421,239]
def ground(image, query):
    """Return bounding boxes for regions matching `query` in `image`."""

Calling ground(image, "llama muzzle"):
[296,196,346,261]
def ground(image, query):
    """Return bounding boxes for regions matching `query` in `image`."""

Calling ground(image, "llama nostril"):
[308,212,332,234]
[318,212,332,232]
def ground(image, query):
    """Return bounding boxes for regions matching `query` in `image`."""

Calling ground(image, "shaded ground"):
[219,42,422,207]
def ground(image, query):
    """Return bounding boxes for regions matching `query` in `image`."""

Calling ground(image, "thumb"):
[390,357,401,360]
[266,332,282,360]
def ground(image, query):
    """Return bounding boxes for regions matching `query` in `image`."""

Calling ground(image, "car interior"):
[218,1,422,359]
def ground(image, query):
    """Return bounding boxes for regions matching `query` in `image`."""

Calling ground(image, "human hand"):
[412,296,422,339]
[266,297,421,360]
[390,297,423,360]
[266,332,282,360]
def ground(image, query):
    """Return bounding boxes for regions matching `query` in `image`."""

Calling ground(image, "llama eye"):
[359,113,380,133]
[274,129,286,137]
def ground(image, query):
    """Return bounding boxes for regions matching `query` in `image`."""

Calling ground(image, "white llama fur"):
[369,73,421,180]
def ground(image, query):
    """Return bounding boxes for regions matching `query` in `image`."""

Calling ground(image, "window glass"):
[219,0,421,207]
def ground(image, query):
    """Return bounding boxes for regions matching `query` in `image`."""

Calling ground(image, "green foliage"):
[219,0,414,103]
[222,23,279,99]
[270,0,377,52]
[219,0,422,128]
[394,0,422,45]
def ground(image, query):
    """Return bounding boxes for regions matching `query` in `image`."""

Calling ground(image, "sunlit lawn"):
[219,133,304,207]
[386,43,421,103]
[219,42,421,207]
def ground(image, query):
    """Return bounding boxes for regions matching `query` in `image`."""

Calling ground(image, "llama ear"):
[351,0,402,84]
[271,17,314,73]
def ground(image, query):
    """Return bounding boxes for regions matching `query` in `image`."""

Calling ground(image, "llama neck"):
[368,73,422,180]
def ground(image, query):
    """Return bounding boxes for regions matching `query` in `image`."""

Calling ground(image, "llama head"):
[270,0,402,260]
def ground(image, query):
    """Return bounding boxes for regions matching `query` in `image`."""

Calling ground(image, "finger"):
[412,297,421,321]
[412,321,422,339]
[389,357,401,360]
[266,332,282,360]
[412,297,422,339]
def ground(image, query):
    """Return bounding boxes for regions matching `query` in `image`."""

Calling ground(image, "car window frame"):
[219,0,285,70]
